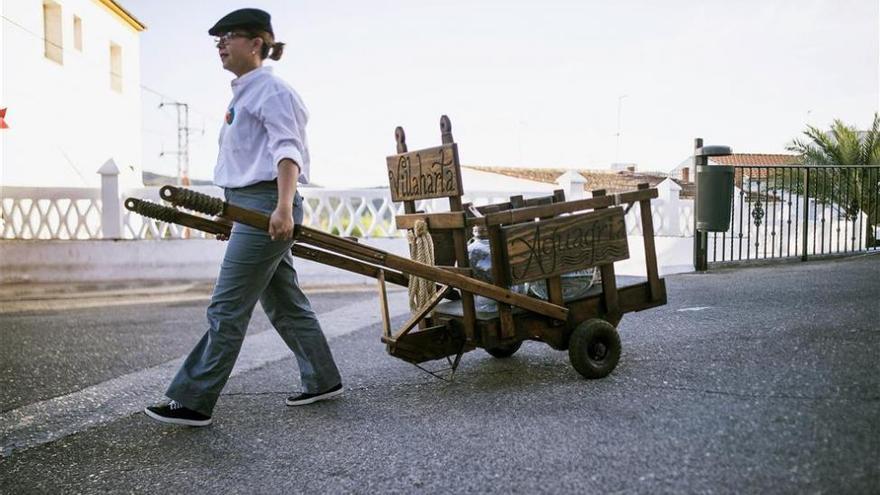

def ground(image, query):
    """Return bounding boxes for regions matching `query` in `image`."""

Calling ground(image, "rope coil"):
[162,186,225,216]
[126,199,179,223]
[407,219,437,312]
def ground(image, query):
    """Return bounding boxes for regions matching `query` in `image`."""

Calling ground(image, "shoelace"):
[168,400,183,410]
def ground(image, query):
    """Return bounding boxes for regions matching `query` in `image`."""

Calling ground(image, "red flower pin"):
[0,108,8,129]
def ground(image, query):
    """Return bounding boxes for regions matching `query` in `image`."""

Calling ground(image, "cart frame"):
[125,115,666,379]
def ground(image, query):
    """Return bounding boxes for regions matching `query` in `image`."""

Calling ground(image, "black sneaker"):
[144,400,212,427]
[286,383,343,406]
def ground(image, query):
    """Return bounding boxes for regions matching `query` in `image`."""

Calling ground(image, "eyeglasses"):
[214,32,250,47]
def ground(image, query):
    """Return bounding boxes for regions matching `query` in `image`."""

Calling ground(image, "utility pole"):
[614,94,628,163]
[158,101,193,186]
[158,101,199,238]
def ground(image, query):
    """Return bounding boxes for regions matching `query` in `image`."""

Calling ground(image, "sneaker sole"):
[285,387,344,406]
[143,408,213,427]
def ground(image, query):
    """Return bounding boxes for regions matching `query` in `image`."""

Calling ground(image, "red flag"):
[0,108,8,129]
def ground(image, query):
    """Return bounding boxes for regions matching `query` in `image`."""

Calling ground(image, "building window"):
[43,1,63,64]
[110,42,122,92]
[73,16,82,51]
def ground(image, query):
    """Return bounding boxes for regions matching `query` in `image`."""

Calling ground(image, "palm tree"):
[786,113,880,247]
[788,113,880,165]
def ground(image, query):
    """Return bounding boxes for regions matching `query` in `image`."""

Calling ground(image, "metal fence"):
[708,165,880,264]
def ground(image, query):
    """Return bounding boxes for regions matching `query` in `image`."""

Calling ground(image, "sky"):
[124,0,880,187]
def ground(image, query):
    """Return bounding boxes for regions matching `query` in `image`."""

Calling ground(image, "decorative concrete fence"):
[1,165,698,283]
[3,164,872,284]
[1,164,695,241]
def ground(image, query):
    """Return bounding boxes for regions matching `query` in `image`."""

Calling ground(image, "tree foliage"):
[786,113,880,246]
[787,113,880,166]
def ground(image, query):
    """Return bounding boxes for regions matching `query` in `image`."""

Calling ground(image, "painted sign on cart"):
[386,144,463,201]
[503,207,629,284]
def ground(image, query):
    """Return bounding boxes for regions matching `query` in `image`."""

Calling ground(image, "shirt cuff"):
[274,146,304,173]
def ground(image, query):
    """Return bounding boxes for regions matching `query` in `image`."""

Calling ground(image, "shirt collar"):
[231,66,272,93]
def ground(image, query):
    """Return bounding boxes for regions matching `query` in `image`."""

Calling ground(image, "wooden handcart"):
[126,115,666,380]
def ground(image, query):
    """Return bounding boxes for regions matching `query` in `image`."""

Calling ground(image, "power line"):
[140,85,216,122]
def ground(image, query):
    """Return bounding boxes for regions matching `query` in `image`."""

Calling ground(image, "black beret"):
[208,8,273,36]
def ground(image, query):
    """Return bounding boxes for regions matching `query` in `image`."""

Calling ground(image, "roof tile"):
[711,154,802,166]
[462,165,667,194]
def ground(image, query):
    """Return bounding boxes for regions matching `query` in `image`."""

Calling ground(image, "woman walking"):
[145,8,342,427]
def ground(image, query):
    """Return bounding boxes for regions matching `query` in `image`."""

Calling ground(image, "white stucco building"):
[0,0,145,188]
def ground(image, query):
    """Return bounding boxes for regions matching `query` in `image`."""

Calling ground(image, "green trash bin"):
[696,164,734,232]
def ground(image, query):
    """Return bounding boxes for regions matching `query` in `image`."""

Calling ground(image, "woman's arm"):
[269,158,300,241]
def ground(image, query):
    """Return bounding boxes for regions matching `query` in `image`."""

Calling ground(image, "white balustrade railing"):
[2,173,696,241]
[1,187,104,240]
[2,186,580,240]
[621,196,694,237]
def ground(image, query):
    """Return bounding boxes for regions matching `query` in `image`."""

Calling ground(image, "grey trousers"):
[166,181,341,416]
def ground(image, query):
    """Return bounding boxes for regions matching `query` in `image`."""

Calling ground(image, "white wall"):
[0,0,143,189]
[0,235,691,284]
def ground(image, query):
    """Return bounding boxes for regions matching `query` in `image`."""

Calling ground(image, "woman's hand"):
[214,216,233,241]
[269,205,294,241]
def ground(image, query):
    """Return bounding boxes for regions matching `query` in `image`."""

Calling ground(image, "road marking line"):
[0,291,409,457]
[677,306,712,312]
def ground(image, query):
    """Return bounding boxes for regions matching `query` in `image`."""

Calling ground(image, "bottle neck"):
[472,226,489,239]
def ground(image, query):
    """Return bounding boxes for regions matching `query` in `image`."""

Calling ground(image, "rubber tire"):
[484,341,523,359]
[568,319,621,379]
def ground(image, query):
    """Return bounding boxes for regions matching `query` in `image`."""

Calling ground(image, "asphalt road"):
[0,290,376,413]
[1,255,878,493]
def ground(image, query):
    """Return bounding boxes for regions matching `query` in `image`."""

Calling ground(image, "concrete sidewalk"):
[0,279,212,314]
[0,278,395,314]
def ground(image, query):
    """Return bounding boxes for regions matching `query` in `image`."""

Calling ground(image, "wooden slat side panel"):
[565,280,667,325]
[463,192,558,218]
[395,212,466,230]
[483,188,658,226]
[502,208,629,285]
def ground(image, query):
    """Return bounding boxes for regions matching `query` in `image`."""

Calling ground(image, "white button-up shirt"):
[214,66,311,188]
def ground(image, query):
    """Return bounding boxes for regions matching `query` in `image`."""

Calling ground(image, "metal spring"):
[125,198,179,223]
[167,187,225,216]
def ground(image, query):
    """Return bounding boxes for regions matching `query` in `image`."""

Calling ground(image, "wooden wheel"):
[484,340,522,359]
[568,319,620,379]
